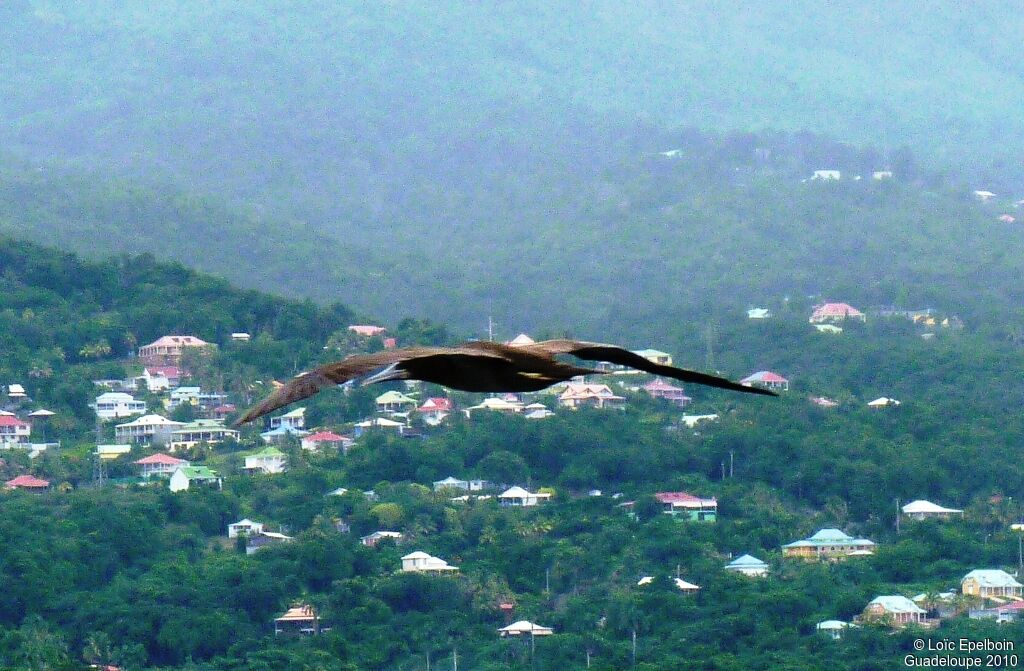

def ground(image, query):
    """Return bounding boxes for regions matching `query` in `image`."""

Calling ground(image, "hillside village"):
[1,294,1018,663]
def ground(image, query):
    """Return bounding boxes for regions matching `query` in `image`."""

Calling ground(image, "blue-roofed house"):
[724,554,769,577]
[260,424,309,444]
[782,528,876,560]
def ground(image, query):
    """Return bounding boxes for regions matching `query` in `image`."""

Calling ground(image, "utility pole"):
[452,647,457,671]
[895,498,901,534]
[729,450,734,478]
[631,629,637,669]
[720,461,725,481]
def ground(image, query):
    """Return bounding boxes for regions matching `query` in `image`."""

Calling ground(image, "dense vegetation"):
[1,242,1024,669]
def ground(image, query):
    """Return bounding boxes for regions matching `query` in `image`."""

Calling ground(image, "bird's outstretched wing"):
[234,351,414,426]
[527,339,778,397]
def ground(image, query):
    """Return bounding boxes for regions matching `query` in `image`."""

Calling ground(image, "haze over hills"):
[3,1,1024,337]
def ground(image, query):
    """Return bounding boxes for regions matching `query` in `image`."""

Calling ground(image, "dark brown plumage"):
[234,339,776,426]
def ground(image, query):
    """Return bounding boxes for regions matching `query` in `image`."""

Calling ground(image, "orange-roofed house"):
[135,453,190,479]
[348,325,387,337]
[138,336,213,366]
[741,371,789,391]
[274,604,322,636]
[6,475,50,491]
[301,431,352,452]
[809,303,866,324]
[655,491,717,522]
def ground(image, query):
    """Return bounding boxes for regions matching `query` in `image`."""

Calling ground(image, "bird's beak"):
[360,362,407,386]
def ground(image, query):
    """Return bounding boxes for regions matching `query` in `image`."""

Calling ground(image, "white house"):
[92,392,147,420]
[498,621,553,637]
[244,446,287,474]
[138,366,182,392]
[168,465,222,492]
[902,500,963,521]
[499,486,552,507]
[724,554,770,577]
[434,476,470,492]
[361,531,404,547]
[747,308,772,320]
[115,414,184,446]
[167,386,201,409]
[301,431,352,452]
[401,551,459,573]
[0,415,32,446]
[169,419,239,451]
[270,407,306,431]
[811,170,842,181]
[816,620,854,639]
[228,518,265,538]
[867,397,901,408]
[135,453,190,478]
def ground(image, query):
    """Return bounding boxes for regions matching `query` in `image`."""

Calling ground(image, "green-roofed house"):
[375,390,418,414]
[245,446,287,474]
[169,465,222,492]
[782,528,876,560]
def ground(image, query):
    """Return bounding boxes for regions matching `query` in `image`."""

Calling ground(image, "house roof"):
[362,530,403,540]
[741,371,788,384]
[499,620,553,635]
[260,425,309,437]
[175,465,219,480]
[135,453,188,465]
[230,518,260,527]
[6,474,49,488]
[248,446,286,459]
[0,415,29,427]
[654,492,717,507]
[811,302,864,320]
[674,578,700,590]
[902,500,963,514]
[643,379,686,393]
[507,333,536,347]
[784,528,875,548]
[419,397,454,412]
[726,554,768,569]
[868,596,925,614]
[348,324,386,337]
[867,397,901,406]
[375,390,417,405]
[145,366,181,377]
[142,335,209,349]
[304,431,345,442]
[402,551,433,559]
[276,407,306,419]
[116,414,183,428]
[632,349,670,358]
[275,605,318,622]
[27,409,55,417]
[817,620,852,630]
[435,476,468,486]
[7,384,26,395]
[963,569,1024,588]
[500,486,550,499]
[354,417,404,427]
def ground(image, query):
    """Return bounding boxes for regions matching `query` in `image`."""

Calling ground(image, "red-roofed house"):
[741,371,789,391]
[999,214,1016,224]
[210,404,236,421]
[6,475,50,490]
[0,415,31,445]
[138,336,212,366]
[809,303,866,324]
[643,379,692,407]
[135,453,190,479]
[654,492,717,522]
[140,366,183,391]
[301,431,352,452]
[348,325,387,337]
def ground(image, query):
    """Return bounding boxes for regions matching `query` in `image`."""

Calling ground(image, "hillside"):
[1,242,1024,669]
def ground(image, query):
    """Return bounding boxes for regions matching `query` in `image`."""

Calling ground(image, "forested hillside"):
[1,242,1023,670]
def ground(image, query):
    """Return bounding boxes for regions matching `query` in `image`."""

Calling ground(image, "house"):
[632,349,673,366]
[6,474,50,491]
[210,404,236,421]
[740,371,789,391]
[913,592,960,619]
[92,392,147,420]
[724,554,769,577]
[375,390,418,414]
[274,604,321,636]
[999,214,1017,224]
[138,335,212,366]
[810,302,866,323]
[637,576,700,591]
[230,332,250,342]
[138,366,182,392]
[0,415,32,446]
[962,570,1024,600]
[499,486,552,507]
[166,386,202,409]
[418,397,453,425]
[969,600,1024,623]
[228,518,265,538]
[361,531,404,547]
[814,324,843,334]
[816,620,854,639]
[348,325,387,337]
[810,396,839,408]
[861,596,928,628]
[867,397,901,408]
[654,492,717,522]
[902,500,964,521]
[811,170,842,181]
[434,476,470,492]
[270,407,306,431]
[498,621,553,637]
[352,417,406,437]
[95,444,132,461]
[301,431,351,452]
[135,453,190,478]
[400,551,459,573]
[464,397,525,416]
[382,337,397,349]
[523,403,555,419]
[782,528,876,560]
[681,414,718,428]
[974,190,996,201]
[168,465,222,492]
[506,333,536,347]
[244,446,287,474]
[558,383,626,409]
[872,171,894,180]
[260,425,310,444]
[246,531,294,554]
[169,419,239,451]
[6,384,27,400]
[642,379,691,407]
[747,308,772,320]
[114,415,184,446]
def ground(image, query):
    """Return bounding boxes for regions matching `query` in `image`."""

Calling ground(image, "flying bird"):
[234,339,776,426]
